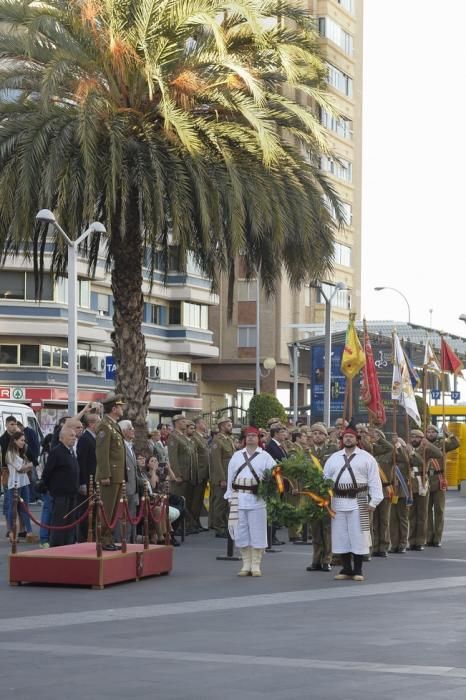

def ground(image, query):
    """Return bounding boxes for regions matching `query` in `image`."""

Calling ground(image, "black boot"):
[334,553,353,580]
[352,554,364,580]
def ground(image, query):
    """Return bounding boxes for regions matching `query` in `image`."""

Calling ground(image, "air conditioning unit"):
[149,366,161,380]
[90,356,105,374]
[189,371,198,383]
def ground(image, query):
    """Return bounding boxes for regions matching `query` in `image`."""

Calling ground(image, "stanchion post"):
[164,496,170,546]
[87,475,94,543]
[143,482,149,550]
[95,482,102,558]
[216,532,240,561]
[120,482,127,554]
[11,485,18,555]
[265,522,281,553]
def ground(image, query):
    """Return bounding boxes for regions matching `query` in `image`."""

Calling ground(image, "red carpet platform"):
[8,543,173,589]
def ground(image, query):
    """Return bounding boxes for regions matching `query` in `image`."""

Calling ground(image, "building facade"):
[0,247,218,433]
[200,0,363,419]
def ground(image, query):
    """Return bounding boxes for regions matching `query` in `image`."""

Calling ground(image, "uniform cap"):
[217,416,232,426]
[172,414,186,422]
[410,429,424,438]
[101,392,125,407]
[426,424,439,432]
[186,420,195,427]
[267,417,281,427]
[310,422,328,435]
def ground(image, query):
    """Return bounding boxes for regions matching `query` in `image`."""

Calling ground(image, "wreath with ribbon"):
[258,453,335,527]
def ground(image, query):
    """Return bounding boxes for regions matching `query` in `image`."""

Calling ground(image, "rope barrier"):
[124,498,147,526]
[18,499,91,531]
[147,498,168,524]
[98,501,124,530]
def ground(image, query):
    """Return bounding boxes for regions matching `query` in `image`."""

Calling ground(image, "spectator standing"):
[118,420,142,543]
[76,413,100,542]
[42,427,80,547]
[5,431,37,543]
[37,434,53,548]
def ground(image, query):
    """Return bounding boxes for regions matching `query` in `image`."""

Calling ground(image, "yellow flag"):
[341,315,365,379]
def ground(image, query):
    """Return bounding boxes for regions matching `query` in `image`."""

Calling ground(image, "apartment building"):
[200,0,363,418]
[0,247,218,433]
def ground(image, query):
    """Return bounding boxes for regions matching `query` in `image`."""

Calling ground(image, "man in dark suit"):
[76,413,100,542]
[42,426,80,547]
[265,426,288,545]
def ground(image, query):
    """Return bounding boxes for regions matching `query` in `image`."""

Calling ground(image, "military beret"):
[101,392,125,407]
[410,429,424,438]
[173,414,186,422]
[310,422,328,435]
[217,416,232,426]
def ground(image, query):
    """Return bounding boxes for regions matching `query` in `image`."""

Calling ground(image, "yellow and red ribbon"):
[298,490,335,518]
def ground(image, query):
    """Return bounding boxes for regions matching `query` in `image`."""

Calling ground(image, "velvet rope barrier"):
[147,498,168,524]
[124,498,147,526]
[98,501,124,530]
[18,498,91,531]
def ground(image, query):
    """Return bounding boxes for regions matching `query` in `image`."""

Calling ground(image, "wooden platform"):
[8,542,173,589]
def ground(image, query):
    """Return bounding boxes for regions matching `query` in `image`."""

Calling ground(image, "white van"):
[0,401,43,444]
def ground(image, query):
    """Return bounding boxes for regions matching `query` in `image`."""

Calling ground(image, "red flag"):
[360,320,386,425]
[440,338,464,377]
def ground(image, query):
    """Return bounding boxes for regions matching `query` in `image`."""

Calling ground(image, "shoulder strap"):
[334,453,357,489]
[233,450,260,483]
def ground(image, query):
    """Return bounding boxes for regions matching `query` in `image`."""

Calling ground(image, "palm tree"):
[0,0,344,431]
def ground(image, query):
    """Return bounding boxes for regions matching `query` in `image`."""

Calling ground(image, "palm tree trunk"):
[110,196,150,446]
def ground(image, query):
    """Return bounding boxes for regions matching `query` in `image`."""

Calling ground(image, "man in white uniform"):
[324,425,383,581]
[225,426,276,577]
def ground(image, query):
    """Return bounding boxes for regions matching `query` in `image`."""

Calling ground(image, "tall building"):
[0,247,218,433]
[200,0,363,419]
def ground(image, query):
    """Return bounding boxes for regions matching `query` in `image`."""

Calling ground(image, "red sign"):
[0,388,11,399]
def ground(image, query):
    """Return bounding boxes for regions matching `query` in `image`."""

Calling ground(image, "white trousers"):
[234,508,268,549]
[331,509,371,555]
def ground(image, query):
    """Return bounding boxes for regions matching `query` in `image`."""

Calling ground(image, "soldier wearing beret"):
[95,393,126,551]
[306,422,337,572]
[167,415,197,533]
[210,416,235,538]
[425,423,459,546]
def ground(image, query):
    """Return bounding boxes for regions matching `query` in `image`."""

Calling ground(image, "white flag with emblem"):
[423,339,441,375]
[392,331,421,425]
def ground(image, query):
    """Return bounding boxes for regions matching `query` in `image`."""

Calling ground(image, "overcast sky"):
[361,0,466,338]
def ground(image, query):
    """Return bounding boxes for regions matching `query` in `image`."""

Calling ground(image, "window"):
[326,63,353,97]
[0,271,24,299]
[42,345,51,367]
[318,284,351,310]
[333,243,352,267]
[151,304,166,325]
[0,344,18,364]
[168,247,181,271]
[238,326,257,347]
[338,0,355,14]
[52,347,62,367]
[341,202,353,226]
[96,293,110,316]
[55,278,90,307]
[237,280,257,302]
[168,301,181,325]
[318,17,353,55]
[26,272,53,301]
[20,345,40,366]
[320,109,353,140]
[182,302,208,329]
[320,156,353,183]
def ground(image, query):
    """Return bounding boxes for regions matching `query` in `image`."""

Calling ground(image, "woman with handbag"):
[5,431,38,544]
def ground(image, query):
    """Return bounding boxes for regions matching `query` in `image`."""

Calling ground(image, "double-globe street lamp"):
[36,210,106,416]
[374,286,411,323]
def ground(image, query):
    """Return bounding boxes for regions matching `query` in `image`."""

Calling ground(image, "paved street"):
[1,493,466,699]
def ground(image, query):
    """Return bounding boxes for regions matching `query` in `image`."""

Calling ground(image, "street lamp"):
[317,282,347,427]
[374,286,411,323]
[36,209,106,416]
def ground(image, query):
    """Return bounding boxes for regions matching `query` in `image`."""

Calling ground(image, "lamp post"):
[36,210,106,416]
[374,286,411,323]
[318,282,347,427]
[255,276,276,394]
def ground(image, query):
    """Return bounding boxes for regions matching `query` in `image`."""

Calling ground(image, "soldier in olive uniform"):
[189,417,210,532]
[389,436,412,553]
[210,416,235,538]
[425,423,459,546]
[408,428,443,550]
[306,423,337,572]
[95,393,126,550]
[362,428,394,557]
[167,414,197,533]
